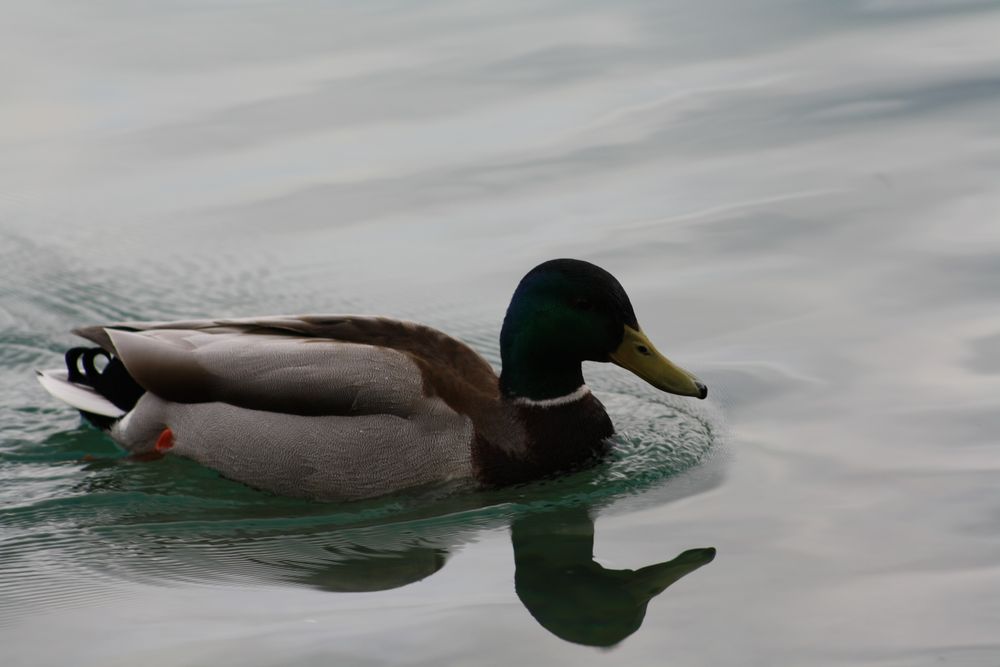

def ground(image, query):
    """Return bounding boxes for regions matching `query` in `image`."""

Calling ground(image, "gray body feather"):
[114,393,473,500]
[73,316,487,500]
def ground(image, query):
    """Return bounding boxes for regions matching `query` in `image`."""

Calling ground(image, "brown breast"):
[471,392,614,487]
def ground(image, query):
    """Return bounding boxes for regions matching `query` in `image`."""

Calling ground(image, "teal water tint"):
[0,345,718,626]
[0,258,718,644]
[4,0,1000,665]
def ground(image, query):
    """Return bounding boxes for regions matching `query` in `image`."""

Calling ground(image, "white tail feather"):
[35,369,126,418]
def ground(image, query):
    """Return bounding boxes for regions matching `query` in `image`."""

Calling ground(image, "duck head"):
[499,258,707,402]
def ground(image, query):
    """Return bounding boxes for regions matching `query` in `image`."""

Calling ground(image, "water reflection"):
[273,504,715,647]
[286,544,448,593]
[0,406,718,648]
[512,507,715,647]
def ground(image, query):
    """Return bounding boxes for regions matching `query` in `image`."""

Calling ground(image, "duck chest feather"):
[471,392,614,487]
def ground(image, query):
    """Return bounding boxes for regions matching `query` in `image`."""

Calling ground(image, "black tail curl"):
[65,347,145,429]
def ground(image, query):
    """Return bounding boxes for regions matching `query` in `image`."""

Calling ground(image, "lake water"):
[3,1,1000,665]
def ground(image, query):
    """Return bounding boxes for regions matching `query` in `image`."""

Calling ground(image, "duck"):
[36,258,707,500]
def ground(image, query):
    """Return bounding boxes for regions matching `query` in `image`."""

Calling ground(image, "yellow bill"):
[610,325,707,399]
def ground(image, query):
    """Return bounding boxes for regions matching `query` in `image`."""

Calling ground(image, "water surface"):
[3,1,1000,665]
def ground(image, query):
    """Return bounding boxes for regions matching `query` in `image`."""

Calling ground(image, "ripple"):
[1,228,721,623]
[0,365,719,623]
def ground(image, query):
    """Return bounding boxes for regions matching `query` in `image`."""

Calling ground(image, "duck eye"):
[572,297,593,311]
[636,345,651,356]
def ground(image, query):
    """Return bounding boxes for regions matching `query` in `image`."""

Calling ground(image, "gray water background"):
[2,1,1000,665]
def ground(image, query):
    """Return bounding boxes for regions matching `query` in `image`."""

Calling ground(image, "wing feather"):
[106,329,424,417]
[73,315,498,392]
[73,315,499,418]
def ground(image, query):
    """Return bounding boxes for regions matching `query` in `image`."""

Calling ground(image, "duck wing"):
[73,315,499,418]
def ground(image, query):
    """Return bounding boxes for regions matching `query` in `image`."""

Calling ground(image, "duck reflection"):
[67,443,715,647]
[281,505,714,647]
[512,507,715,647]
[287,544,448,593]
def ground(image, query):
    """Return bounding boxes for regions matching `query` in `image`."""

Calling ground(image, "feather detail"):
[35,369,126,418]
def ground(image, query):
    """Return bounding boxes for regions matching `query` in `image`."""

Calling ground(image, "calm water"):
[3,1,1000,665]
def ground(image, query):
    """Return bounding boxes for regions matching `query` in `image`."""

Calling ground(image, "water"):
[2,1,1000,664]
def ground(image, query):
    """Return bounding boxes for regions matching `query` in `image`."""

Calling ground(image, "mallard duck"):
[37,258,707,500]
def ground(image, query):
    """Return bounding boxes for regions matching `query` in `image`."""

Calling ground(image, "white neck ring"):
[511,385,591,408]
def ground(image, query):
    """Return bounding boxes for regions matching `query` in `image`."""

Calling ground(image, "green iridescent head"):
[499,258,707,401]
